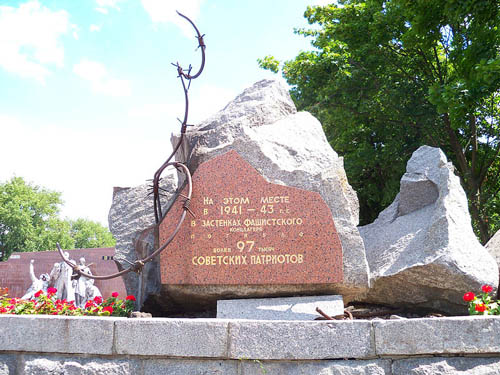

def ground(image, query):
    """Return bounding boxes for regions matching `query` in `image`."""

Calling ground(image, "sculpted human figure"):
[49,262,65,299]
[60,251,76,302]
[22,260,49,300]
[74,257,92,308]
[85,279,102,306]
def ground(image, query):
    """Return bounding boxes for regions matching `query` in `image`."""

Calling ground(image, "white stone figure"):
[85,280,102,306]
[60,252,76,302]
[22,260,50,300]
[49,262,65,299]
[75,257,92,308]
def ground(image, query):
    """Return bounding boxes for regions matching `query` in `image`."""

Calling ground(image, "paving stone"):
[0,354,16,375]
[393,357,500,375]
[142,359,238,375]
[375,316,500,356]
[20,355,140,375]
[0,315,115,355]
[217,295,344,320]
[228,320,375,360]
[240,359,391,375]
[114,318,229,357]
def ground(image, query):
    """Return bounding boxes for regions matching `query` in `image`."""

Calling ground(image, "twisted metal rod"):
[56,162,193,280]
[56,11,205,280]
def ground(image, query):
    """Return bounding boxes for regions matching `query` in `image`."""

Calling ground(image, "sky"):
[0,0,330,227]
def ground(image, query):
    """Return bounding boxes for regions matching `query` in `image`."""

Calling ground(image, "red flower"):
[47,287,57,295]
[475,303,487,313]
[126,295,136,301]
[103,306,113,314]
[111,292,119,298]
[85,301,94,309]
[94,296,103,304]
[34,290,43,298]
[463,292,475,302]
[0,307,7,313]
[482,285,493,293]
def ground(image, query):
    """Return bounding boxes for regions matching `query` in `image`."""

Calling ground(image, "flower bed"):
[0,287,136,317]
[463,284,500,315]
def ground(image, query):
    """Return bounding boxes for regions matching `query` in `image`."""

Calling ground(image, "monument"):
[159,151,343,286]
[108,14,369,314]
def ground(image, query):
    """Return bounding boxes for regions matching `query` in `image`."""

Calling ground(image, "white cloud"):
[309,0,335,5]
[90,24,101,32]
[73,59,131,97]
[0,114,170,226]
[94,0,122,14]
[128,84,235,125]
[96,0,122,8]
[140,0,205,36]
[0,0,70,83]
[95,7,108,15]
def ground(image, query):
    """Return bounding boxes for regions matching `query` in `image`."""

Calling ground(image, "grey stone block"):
[375,316,500,356]
[217,295,344,320]
[21,355,140,375]
[393,357,500,375]
[0,315,115,355]
[228,320,375,360]
[359,146,498,314]
[0,354,16,375]
[240,359,392,375]
[114,318,229,357]
[142,359,238,375]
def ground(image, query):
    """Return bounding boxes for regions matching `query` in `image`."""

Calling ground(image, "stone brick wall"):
[1,315,500,374]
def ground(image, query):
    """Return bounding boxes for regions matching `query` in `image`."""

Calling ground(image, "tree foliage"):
[0,177,115,261]
[69,218,115,250]
[260,0,500,243]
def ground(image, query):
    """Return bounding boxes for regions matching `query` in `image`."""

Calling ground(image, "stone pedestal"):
[216,295,344,320]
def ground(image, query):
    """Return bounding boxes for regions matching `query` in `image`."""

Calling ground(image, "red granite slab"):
[159,150,343,285]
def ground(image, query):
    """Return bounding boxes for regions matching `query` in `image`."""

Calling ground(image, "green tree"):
[69,218,115,249]
[260,0,500,243]
[0,177,115,260]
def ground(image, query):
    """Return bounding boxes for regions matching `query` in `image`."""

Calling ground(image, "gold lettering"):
[222,197,250,205]
[260,196,290,204]
[203,197,214,205]
[203,208,208,215]
[192,253,305,266]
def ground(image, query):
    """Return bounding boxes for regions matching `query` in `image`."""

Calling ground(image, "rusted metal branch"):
[56,11,205,281]
[57,162,193,280]
[153,11,206,223]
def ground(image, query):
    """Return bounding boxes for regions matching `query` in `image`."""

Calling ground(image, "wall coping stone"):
[1,315,500,360]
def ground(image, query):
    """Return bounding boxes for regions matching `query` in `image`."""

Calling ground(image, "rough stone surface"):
[359,146,498,313]
[217,295,344,320]
[21,356,139,375]
[170,79,369,304]
[142,359,238,375]
[393,357,500,375]
[228,320,375,360]
[0,355,16,375]
[375,316,500,356]
[114,318,229,357]
[486,229,500,268]
[0,315,114,355]
[108,170,177,308]
[240,360,391,375]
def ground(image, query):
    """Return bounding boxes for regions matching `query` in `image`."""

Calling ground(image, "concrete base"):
[3,315,500,374]
[216,295,344,320]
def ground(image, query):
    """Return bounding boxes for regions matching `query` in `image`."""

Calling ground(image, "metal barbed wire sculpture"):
[56,11,205,280]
